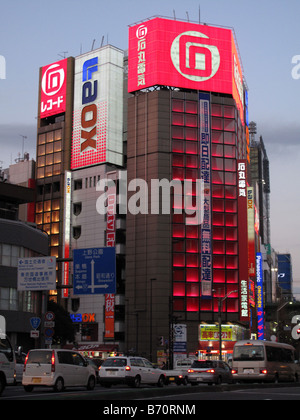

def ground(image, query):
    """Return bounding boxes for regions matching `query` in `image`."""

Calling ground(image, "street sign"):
[17,257,56,291]
[30,330,39,338]
[45,312,55,322]
[73,247,116,295]
[44,328,54,338]
[30,317,41,330]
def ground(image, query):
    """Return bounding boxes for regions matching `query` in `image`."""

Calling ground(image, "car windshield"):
[102,358,127,367]
[233,345,264,361]
[191,360,216,369]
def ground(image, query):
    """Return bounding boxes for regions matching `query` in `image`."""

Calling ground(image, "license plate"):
[32,378,42,384]
[243,369,254,374]
[169,377,175,381]
[107,370,117,376]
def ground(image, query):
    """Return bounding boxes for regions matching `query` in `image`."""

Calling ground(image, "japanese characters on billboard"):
[62,171,71,298]
[104,175,117,339]
[256,252,264,340]
[199,92,212,297]
[71,46,124,170]
[247,187,256,278]
[237,160,250,322]
[128,17,244,123]
[40,58,68,118]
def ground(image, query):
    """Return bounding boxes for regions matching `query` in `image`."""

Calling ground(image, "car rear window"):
[102,358,127,367]
[27,351,52,364]
[191,360,216,369]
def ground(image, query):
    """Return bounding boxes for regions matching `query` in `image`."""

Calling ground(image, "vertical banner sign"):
[105,178,116,338]
[199,92,212,297]
[40,58,68,118]
[62,171,71,298]
[247,187,255,277]
[238,160,250,321]
[256,252,264,340]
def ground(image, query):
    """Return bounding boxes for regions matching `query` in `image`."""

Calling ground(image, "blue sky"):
[0,0,299,293]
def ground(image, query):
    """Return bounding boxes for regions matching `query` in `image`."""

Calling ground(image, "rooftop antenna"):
[58,51,68,59]
[19,134,27,158]
[173,9,176,20]
[199,4,201,24]
[91,39,96,51]
[100,36,104,47]
[249,121,257,146]
[186,11,190,21]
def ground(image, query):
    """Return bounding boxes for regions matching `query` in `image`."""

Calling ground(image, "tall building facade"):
[35,45,126,353]
[126,17,251,362]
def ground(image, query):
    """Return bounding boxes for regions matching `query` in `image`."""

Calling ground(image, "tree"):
[47,301,75,346]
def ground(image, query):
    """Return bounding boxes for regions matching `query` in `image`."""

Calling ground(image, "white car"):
[99,356,166,388]
[22,349,96,392]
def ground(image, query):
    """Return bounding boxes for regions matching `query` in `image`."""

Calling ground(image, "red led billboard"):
[128,18,244,123]
[40,58,68,118]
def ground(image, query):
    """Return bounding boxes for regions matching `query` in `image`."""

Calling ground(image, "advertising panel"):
[256,252,264,340]
[247,187,256,277]
[128,18,244,123]
[62,171,71,298]
[278,254,292,292]
[104,176,117,339]
[237,160,250,322]
[199,325,237,342]
[199,92,212,297]
[71,46,123,169]
[40,58,68,118]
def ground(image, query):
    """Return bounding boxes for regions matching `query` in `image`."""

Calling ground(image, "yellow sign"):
[199,325,236,342]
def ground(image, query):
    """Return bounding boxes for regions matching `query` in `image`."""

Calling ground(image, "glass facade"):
[171,97,240,314]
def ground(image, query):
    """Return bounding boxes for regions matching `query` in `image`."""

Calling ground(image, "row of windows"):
[173,268,238,284]
[173,239,238,255]
[172,99,236,120]
[0,244,40,268]
[0,287,39,313]
[173,297,238,313]
[173,253,238,269]
[38,129,62,145]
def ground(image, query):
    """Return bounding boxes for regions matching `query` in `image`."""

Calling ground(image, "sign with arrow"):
[73,247,116,295]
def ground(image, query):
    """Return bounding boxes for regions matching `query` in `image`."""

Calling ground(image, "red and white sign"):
[40,58,67,118]
[128,18,244,123]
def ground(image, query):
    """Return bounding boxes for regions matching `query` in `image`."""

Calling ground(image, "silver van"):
[22,349,96,392]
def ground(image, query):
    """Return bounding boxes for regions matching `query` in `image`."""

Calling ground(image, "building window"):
[73,202,82,216]
[73,226,81,239]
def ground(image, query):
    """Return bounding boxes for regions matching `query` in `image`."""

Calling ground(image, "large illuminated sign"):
[71,46,124,169]
[238,160,250,322]
[62,171,71,298]
[40,58,67,118]
[128,18,244,123]
[256,252,264,340]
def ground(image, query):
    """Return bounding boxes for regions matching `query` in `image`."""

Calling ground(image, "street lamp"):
[218,290,238,360]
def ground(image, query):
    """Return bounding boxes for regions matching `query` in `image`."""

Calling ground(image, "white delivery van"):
[22,349,96,392]
[0,335,16,396]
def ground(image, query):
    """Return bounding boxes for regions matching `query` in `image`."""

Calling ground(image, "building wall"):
[69,165,125,347]
[126,88,247,360]
[0,219,48,349]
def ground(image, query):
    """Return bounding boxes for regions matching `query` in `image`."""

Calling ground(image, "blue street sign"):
[30,317,41,330]
[73,247,116,295]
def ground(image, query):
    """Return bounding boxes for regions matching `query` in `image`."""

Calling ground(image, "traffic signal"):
[158,336,164,346]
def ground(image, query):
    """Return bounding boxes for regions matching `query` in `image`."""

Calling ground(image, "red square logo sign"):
[40,58,67,119]
[128,18,244,123]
